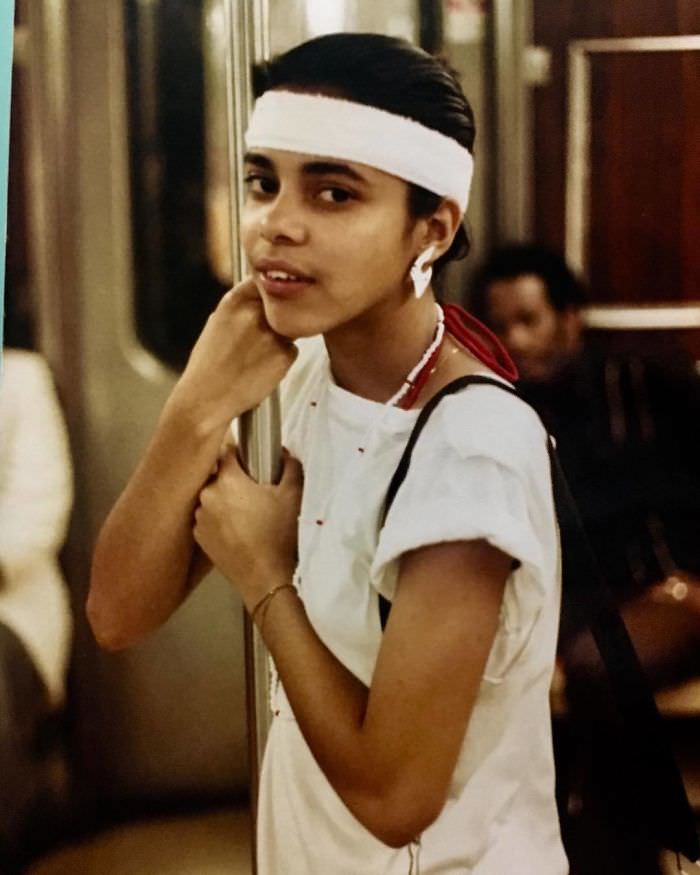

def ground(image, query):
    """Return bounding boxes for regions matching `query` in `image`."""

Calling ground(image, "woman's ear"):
[421,199,463,261]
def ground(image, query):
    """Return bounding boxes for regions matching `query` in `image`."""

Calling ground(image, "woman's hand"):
[193,447,303,610]
[170,278,298,434]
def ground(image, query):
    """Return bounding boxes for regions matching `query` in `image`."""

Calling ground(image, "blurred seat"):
[19,571,254,874]
[27,808,251,875]
[655,677,700,719]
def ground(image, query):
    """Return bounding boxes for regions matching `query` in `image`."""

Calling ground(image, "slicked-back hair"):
[252,33,476,275]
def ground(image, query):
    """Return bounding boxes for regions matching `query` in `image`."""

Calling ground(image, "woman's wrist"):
[165,381,240,445]
[251,582,299,633]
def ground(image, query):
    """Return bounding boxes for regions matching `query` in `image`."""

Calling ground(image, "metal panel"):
[220,2,278,854]
[44,0,251,801]
[491,0,533,241]
[20,0,76,383]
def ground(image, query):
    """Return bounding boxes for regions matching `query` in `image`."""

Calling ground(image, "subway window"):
[125,0,226,370]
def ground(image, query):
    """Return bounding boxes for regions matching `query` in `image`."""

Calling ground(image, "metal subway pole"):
[222,1,275,870]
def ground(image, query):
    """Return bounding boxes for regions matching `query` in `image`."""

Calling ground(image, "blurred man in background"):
[470,243,700,875]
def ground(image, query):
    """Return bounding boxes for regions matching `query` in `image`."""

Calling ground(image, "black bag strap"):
[378,374,699,862]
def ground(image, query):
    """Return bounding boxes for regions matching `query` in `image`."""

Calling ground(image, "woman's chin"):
[262,299,328,340]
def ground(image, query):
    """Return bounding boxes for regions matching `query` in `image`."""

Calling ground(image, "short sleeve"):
[371,452,543,595]
[369,387,554,606]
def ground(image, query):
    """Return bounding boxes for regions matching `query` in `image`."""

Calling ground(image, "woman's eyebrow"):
[243,151,275,170]
[302,160,369,185]
[242,152,369,185]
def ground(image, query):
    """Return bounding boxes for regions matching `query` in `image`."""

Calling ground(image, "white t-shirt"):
[0,350,73,705]
[257,337,568,874]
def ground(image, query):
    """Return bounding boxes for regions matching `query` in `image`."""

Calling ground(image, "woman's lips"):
[258,269,315,298]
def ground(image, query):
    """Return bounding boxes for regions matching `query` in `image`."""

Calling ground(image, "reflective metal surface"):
[20,0,74,379]
[491,0,533,241]
[49,0,249,801]
[222,1,277,857]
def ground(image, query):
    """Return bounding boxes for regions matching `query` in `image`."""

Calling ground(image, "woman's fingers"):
[173,274,298,428]
[214,279,259,314]
[210,446,302,510]
[230,276,262,302]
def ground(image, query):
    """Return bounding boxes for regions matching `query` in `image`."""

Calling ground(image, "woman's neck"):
[323,291,439,404]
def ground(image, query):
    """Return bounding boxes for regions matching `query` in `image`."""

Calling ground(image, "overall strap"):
[377,374,699,862]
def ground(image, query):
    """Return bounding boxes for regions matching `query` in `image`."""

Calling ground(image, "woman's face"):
[240,148,423,338]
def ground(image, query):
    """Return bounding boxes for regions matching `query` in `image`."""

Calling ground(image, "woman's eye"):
[244,173,277,195]
[318,187,354,205]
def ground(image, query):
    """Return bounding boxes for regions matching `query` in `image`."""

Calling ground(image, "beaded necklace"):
[396,304,518,410]
[386,305,445,408]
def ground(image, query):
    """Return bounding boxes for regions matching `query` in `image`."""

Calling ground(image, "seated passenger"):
[0,338,73,872]
[470,242,700,875]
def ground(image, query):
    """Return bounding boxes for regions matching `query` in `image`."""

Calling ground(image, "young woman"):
[88,33,567,874]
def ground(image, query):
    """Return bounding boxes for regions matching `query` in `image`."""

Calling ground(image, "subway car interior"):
[3,0,700,873]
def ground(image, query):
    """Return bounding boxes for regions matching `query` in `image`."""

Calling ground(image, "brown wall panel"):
[531,0,700,359]
[681,50,700,304]
[610,0,700,36]
[532,1,700,254]
[533,2,610,251]
[588,53,694,305]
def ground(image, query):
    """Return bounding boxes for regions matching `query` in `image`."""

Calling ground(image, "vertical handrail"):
[221,1,276,870]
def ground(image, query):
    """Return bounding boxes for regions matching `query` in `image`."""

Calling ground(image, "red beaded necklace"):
[397,304,518,410]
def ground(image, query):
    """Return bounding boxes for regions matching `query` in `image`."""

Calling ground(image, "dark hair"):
[252,33,475,276]
[469,243,587,320]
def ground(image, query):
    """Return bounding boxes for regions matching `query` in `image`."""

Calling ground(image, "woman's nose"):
[259,193,308,245]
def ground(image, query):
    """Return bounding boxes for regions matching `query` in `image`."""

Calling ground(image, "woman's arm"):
[87,399,224,650]
[265,539,509,847]
[194,450,510,847]
[87,281,297,650]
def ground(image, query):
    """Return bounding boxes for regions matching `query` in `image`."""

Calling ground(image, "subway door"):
[62,0,249,806]
[530,1,700,360]
[64,0,476,811]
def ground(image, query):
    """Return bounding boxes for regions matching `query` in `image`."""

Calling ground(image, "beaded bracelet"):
[250,582,296,629]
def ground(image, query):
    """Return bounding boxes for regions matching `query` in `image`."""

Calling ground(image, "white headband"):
[244,90,474,214]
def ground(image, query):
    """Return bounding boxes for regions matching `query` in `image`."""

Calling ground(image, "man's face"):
[484,274,581,383]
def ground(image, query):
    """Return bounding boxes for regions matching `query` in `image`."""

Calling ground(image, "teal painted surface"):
[0,2,15,369]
